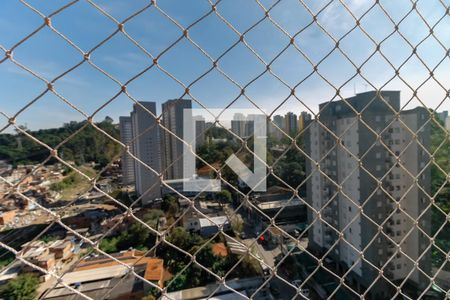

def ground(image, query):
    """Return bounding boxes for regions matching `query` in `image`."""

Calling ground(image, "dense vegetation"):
[156,227,260,294]
[99,209,164,253]
[430,119,449,269]
[0,117,120,168]
[430,119,450,213]
[197,129,307,192]
[0,273,39,300]
[99,194,259,297]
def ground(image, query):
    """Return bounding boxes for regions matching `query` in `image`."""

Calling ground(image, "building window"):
[375,116,381,122]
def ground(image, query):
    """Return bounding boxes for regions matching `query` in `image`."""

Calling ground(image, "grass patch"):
[51,166,96,200]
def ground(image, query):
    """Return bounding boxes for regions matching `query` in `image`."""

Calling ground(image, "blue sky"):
[0,0,449,131]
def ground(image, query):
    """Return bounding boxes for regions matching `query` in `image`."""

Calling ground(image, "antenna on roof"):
[353,82,356,95]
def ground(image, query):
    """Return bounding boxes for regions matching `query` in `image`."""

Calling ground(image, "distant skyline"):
[0,0,449,131]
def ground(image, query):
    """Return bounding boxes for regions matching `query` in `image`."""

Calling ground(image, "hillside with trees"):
[0,117,121,168]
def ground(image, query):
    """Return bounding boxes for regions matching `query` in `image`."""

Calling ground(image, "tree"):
[143,209,165,227]
[116,222,151,250]
[271,146,306,190]
[161,195,179,218]
[191,244,216,267]
[167,227,193,251]
[1,273,39,300]
[166,273,188,292]
[99,237,118,253]
[104,116,114,124]
[216,190,232,203]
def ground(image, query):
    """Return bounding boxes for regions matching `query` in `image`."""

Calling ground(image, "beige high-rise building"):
[284,112,298,137]
[161,99,192,180]
[119,116,134,185]
[306,91,431,299]
[298,111,312,132]
[129,102,161,204]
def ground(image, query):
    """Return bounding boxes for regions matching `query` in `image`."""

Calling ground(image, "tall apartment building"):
[119,116,134,185]
[436,110,450,131]
[284,112,298,136]
[130,102,161,204]
[298,111,312,132]
[306,91,431,299]
[161,99,192,180]
[247,114,267,138]
[269,114,285,140]
[436,110,448,123]
[273,115,284,129]
[194,115,206,146]
[231,113,247,138]
[231,113,267,140]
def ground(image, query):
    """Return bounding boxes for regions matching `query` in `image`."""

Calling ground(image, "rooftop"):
[198,216,229,228]
[57,264,129,285]
[74,250,168,286]
[49,240,72,250]
[257,198,304,210]
[161,277,263,300]
[43,265,147,300]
